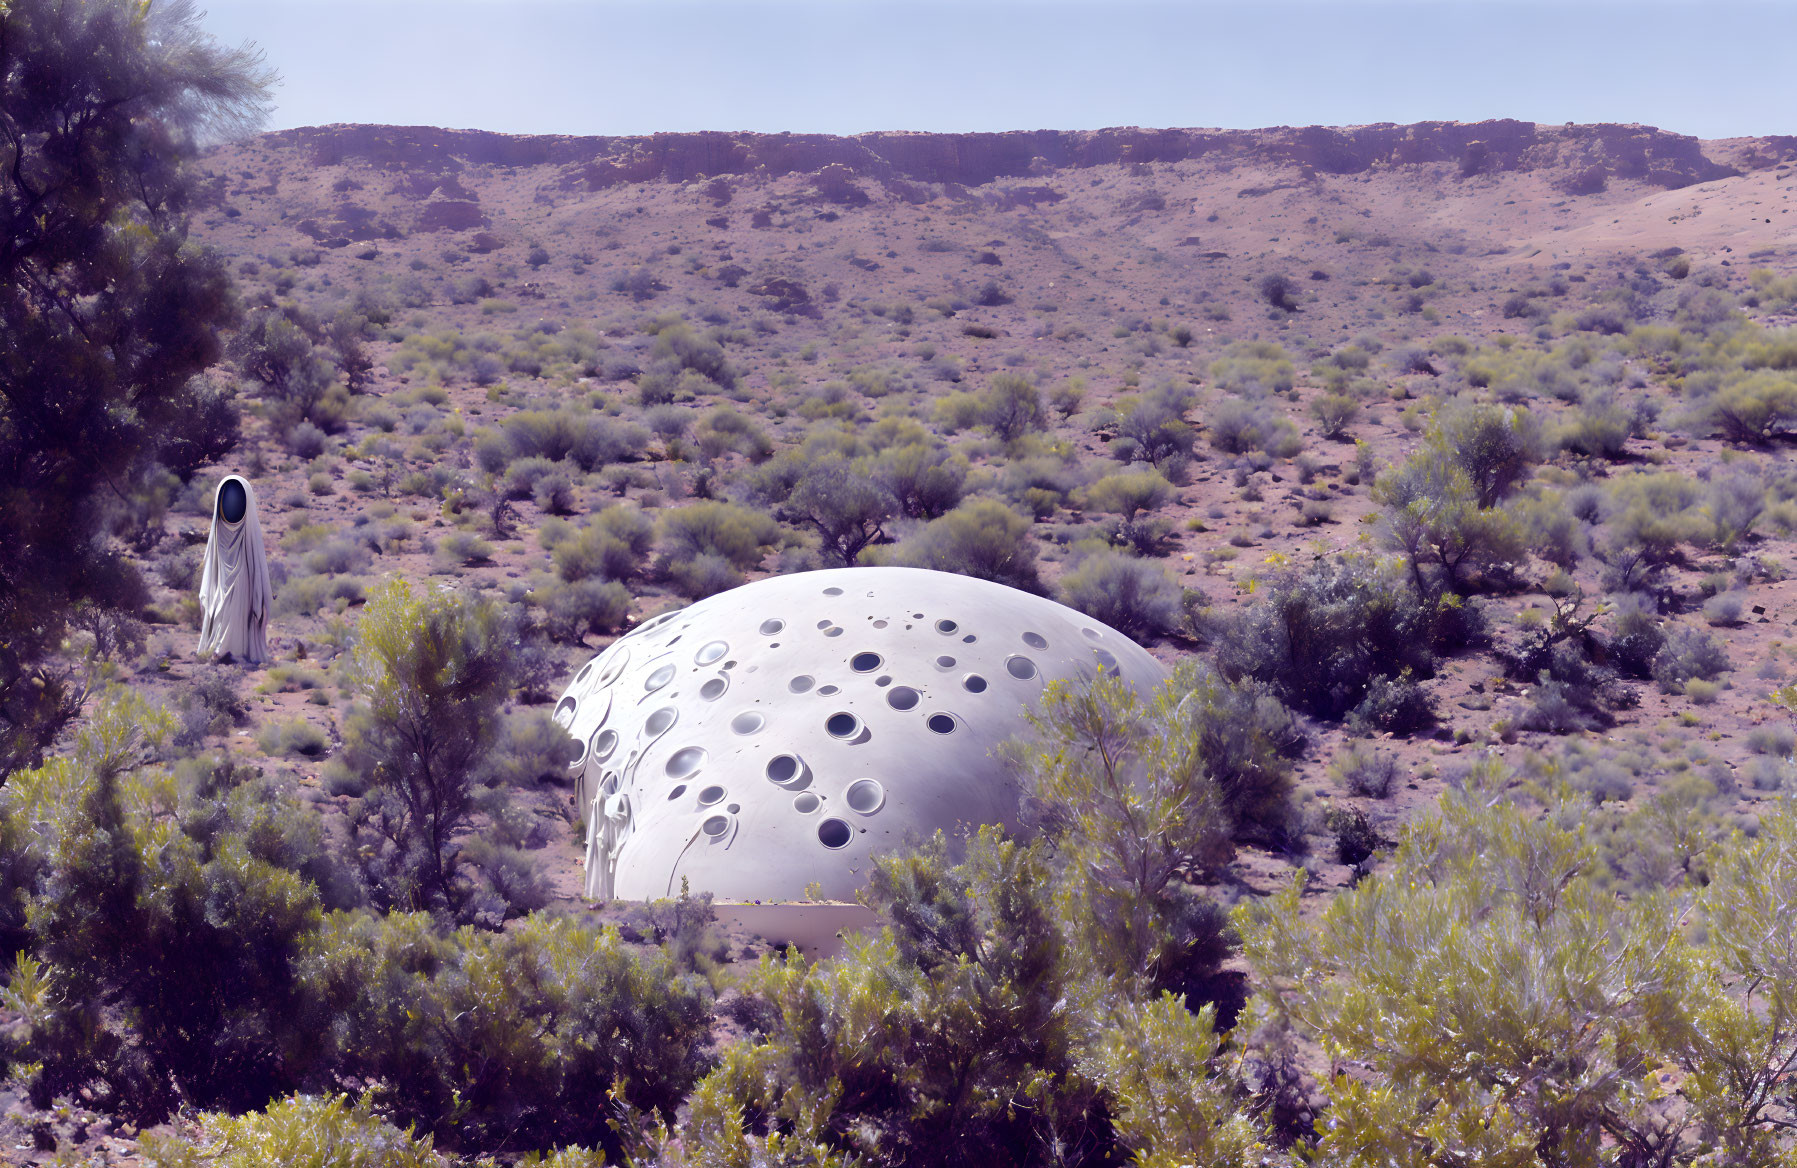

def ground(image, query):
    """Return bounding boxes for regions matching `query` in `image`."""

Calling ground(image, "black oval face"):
[218,479,248,523]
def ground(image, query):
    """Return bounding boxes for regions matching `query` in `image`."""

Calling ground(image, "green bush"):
[677,832,1116,1167]
[1329,741,1398,798]
[337,581,515,912]
[1056,551,1182,642]
[1217,557,1440,722]
[1651,624,1731,693]
[552,505,653,583]
[302,911,714,1156]
[655,501,781,597]
[1309,393,1361,439]
[892,498,1041,593]
[257,717,331,759]
[142,1092,440,1168]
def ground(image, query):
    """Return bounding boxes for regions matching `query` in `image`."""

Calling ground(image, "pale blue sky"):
[201,1,1797,139]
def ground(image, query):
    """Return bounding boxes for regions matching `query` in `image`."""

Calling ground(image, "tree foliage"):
[0,0,272,777]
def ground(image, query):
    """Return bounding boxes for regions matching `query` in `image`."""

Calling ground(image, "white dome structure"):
[552,567,1167,909]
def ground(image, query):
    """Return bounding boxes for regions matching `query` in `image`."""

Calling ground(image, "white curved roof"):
[552,566,1168,904]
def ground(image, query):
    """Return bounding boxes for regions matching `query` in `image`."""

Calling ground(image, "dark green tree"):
[0,0,272,776]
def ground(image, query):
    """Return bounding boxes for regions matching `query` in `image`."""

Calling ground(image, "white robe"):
[196,474,272,665]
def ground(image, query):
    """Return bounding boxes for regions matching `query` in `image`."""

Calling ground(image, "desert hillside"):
[9,108,1797,1162]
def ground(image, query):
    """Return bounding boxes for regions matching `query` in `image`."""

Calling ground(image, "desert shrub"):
[778,457,899,566]
[484,410,648,473]
[1217,557,1439,721]
[1651,624,1731,692]
[1209,341,1294,394]
[693,406,772,463]
[141,1091,440,1168]
[1329,742,1397,798]
[553,505,653,583]
[655,501,780,596]
[300,912,714,1157]
[1374,439,1526,594]
[1309,393,1361,439]
[1346,672,1435,736]
[256,717,330,759]
[891,498,1041,593]
[1703,591,1745,625]
[336,581,516,912]
[20,694,330,1118]
[1240,769,1797,1167]
[433,530,492,569]
[1257,273,1299,312]
[975,372,1044,442]
[1325,806,1380,866]
[173,667,247,749]
[1701,371,1797,443]
[1208,398,1302,457]
[680,831,1117,1167]
[649,320,739,390]
[286,420,328,458]
[1111,382,1198,470]
[663,552,742,600]
[1510,491,1589,569]
[871,442,968,519]
[1022,665,1298,987]
[1056,551,1182,642]
[541,578,632,641]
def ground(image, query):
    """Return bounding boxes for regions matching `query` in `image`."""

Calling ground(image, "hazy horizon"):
[204,1,1797,141]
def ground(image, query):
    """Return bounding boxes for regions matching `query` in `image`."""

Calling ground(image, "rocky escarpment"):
[260,120,1751,195]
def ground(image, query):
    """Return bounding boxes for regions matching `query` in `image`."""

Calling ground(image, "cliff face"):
[260,120,1746,192]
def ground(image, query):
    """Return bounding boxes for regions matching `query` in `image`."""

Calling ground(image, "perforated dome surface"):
[554,567,1168,903]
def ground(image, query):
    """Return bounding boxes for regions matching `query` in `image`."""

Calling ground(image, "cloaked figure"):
[197,474,271,665]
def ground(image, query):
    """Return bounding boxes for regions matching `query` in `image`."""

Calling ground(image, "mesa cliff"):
[263,119,1760,195]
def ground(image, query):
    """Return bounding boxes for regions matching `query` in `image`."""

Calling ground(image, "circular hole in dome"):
[789,675,814,694]
[935,619,958,634]
[793,792,821,814]
[600,771,620,795]
[731,711,765,735]
[962,634,977,644]
[935,655,956,669]
[565,736,587,767]
[875,675,891,687]
[1006,655,1039,681]
[823,586,844,596]
[760,618,785,635]
[700,676,729,701]
[887,686,921,711]
[845,779,885,814]
[850,652,883,672]
[767,754,802,784]
[694,641,729,666]
[1023,631,1049,650]
[824,627,844,638]
[576,661,594,685]
[826,712,860,739]
[645,707,678,736]
[927,713,957,735]
[698,785,726,806]
[645,664,677,692]
[592,728,619,761]
[598,648,631,683]
[818,817,852,849]
[1094,649,1119,672]
[666,746,707,778]
[963,674,988,693]
[553,696,577,728]
[668,784,686,800]
[727,802,740,813]
[817,684,840,696]
[816,620,833,630]
[1082,627,1102,641]
[702,815,730,838]
[873,619,888,629]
